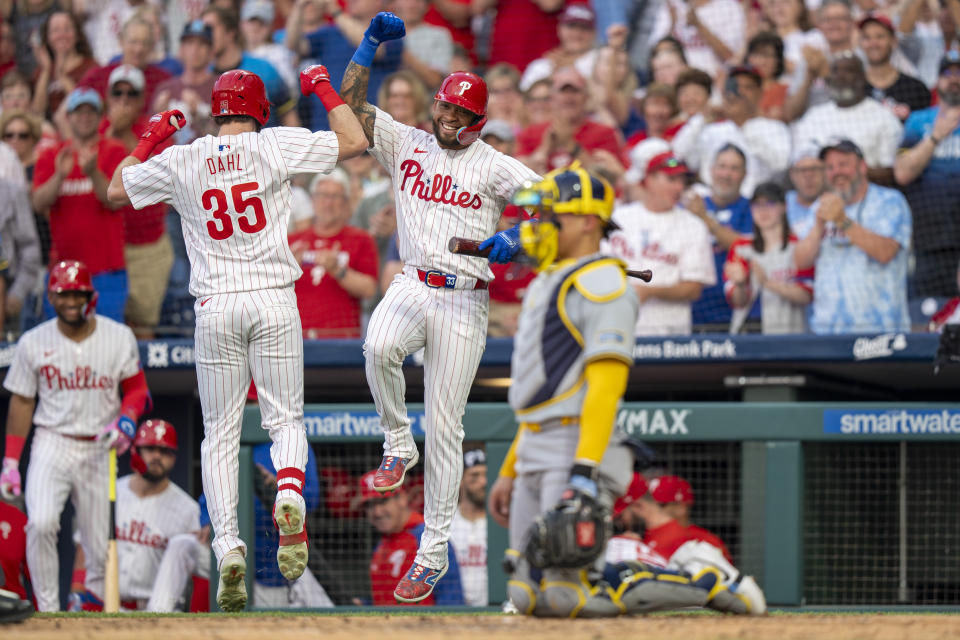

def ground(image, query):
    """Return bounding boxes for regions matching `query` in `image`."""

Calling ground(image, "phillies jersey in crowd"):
[33,138,128,274]
[288,225,379,338]
[605,204,716,335]
[115,474,200,601]
[725,236,814,334]
[808,184,911,334]
[369,107,540,283]
[369,511,463,606]
[449,510,487,606]
[121,127,339,297]
[0,501,29,599]
[686,525,733,564]
[3,315,141,435]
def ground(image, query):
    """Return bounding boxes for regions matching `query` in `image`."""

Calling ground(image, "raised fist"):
[133,109,186,162]
[144,109,186,143]
[97,415,136,455]
[300,64,331,96]
[365,12,405,45]
[0,457,20,500]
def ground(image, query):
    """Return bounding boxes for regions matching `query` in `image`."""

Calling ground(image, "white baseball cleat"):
[216,550,247,612]
[734,575,767,615]
[274,497,308,581]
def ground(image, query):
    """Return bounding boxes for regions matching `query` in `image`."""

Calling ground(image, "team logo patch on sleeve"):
[597,330,626,344]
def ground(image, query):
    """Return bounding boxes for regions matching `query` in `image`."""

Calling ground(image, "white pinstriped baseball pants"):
[25,428,109,611]
[194,287,308,566]
[364,272,488,570]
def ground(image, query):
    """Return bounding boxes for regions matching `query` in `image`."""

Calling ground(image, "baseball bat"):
[104,448,119,613]
[448,236,653,282]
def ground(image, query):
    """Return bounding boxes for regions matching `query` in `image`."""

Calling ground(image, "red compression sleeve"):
[4,434,25,460]
[119,369,152,421]
[314,83,346,112]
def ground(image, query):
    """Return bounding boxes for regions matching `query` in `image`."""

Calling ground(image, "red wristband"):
[131,139,157,163]
[4,434,25,461]
[314,83,345,112]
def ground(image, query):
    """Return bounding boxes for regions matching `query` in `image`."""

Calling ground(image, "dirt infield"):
[6,613,960,640]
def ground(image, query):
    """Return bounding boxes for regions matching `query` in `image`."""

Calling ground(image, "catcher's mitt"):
[523,487,612,569]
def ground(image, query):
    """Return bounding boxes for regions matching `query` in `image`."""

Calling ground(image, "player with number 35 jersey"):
[107,67,368,612]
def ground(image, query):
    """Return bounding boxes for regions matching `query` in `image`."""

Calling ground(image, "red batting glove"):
[300,65,345,112]
[132,109,186,162]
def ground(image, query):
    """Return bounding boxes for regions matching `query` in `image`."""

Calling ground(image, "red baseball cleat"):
[373,450,419,492]
[394,561,447,603]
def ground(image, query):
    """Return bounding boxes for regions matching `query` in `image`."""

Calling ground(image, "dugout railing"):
[225,401,960,611]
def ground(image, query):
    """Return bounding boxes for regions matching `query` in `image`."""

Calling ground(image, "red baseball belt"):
[416,269,488,290]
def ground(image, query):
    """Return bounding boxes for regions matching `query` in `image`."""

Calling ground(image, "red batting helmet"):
[48,260,98,318]
[131,419,178,474]
[434,71,487,145]
[211,69,270,126]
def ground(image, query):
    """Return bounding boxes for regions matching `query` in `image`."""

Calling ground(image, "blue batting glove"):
[365,12,405,44]
[352,12,405,67]
[479,224,521,263]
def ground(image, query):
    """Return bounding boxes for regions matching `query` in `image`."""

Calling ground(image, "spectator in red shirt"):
[424,0,475,65]
[32,88,128,322]
[649,475,734,563]
[102,65,173,338]
[288,170,378,339]
[483,0,564,73]
[359,470,463,606]
[516,66,626,176]
[77,15,172,118]
[0,499,30,600]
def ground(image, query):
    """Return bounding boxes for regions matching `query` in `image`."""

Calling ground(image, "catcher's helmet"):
[48,260,98,318]
[130,419,178,475]
[434,71,487,145]
[514,166,617,270]
[211,69,270,126]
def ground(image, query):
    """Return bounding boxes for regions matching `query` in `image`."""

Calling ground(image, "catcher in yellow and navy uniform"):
[487,167,764,618]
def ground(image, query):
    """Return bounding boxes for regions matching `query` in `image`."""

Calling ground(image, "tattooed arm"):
[341,12,406,146]
[340,61,378,147]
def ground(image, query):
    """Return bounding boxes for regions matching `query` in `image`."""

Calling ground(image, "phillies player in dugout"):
[340,12,539,603]
[106,67,367,611]
[0,260,150,611]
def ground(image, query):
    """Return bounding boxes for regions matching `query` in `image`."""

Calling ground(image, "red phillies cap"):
[858,12,895,34]
[559,3,595,27]
[359,469,400,503]
[613,472,649,516]
[649,475,694,504]
[646,151,688,177]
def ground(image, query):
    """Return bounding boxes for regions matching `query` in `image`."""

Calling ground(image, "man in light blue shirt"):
[785,143,826,240]
[794,139,911,334]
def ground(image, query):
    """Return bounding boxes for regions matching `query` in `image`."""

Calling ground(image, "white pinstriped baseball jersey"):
[369,107,539,280]
[3,316,140,436]
[120,127,339,297]
[115,475,200,601]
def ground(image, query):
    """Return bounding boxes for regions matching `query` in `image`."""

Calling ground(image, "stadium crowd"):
[0,0,952,340]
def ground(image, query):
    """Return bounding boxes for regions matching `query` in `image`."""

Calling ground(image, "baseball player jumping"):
[487,169,760,617]
[0,260,150,611]
[340,12,540,602]
[107,67,368,611]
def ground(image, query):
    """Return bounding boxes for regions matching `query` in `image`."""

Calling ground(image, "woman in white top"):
[724,181,815,333]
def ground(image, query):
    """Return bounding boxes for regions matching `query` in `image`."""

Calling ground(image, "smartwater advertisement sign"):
[824,409,960,435]
[303,411,427,437]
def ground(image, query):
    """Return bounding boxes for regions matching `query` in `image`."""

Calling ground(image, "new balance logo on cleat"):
[394,562,448,603]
